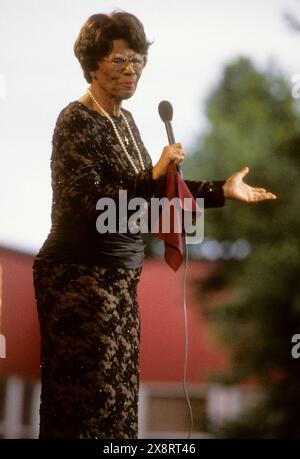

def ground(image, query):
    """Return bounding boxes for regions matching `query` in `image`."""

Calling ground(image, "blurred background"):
[1,0,300,439]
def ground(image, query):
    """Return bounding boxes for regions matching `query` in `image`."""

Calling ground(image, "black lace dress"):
[33,101,225,439]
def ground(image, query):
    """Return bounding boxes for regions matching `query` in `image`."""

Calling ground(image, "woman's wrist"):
[152,166,160,180]
[222,181,230,199]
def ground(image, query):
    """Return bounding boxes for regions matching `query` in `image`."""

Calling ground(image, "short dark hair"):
[74,11,152,83]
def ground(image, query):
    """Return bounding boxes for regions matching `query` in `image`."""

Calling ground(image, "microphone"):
[158,100,175,144]
[158,100,183,176]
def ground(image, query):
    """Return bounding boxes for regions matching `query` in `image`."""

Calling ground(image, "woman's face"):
[93,39,145,101]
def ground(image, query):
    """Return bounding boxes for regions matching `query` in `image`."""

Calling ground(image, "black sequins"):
[33,262,142,439]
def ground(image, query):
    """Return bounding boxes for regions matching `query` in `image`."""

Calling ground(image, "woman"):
[33,11,276,439]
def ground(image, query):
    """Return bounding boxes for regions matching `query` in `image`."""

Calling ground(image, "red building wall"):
[0,247,226,382]
[139,260,227,382]
[0,247,40,379]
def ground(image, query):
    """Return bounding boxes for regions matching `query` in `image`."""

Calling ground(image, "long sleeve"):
[143,169,226,208]
[184,179,226,208]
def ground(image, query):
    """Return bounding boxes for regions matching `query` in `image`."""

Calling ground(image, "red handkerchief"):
[151,162,202,271]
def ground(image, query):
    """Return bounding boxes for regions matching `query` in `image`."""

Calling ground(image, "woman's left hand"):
[223,166,277,202]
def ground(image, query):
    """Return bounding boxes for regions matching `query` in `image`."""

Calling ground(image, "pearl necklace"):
[87,89,145,175]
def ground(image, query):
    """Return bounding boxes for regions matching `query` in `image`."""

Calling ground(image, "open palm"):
[223,166,277,203]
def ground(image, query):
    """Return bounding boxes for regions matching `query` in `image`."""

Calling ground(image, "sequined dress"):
[33,101,225,439]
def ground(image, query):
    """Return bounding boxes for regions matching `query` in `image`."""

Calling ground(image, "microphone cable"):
[179,167,194,440]
[158,101,194,439]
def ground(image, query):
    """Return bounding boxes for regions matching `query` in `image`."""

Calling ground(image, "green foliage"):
[185,57,300,438]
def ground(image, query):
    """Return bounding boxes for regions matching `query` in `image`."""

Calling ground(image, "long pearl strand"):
[87,89,145,175]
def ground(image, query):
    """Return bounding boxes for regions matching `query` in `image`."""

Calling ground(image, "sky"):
[0,0,299,253]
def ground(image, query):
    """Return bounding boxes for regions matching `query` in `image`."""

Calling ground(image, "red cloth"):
[151,162,203,271]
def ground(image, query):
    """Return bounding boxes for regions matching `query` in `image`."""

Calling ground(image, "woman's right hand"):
[152,143,185,180]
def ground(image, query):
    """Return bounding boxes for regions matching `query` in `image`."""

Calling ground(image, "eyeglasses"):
[104,54,146,72]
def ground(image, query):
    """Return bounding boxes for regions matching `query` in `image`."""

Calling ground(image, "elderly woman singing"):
[33,11,276,439]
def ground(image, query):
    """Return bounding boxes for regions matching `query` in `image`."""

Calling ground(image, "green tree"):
[183,57,300,438]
